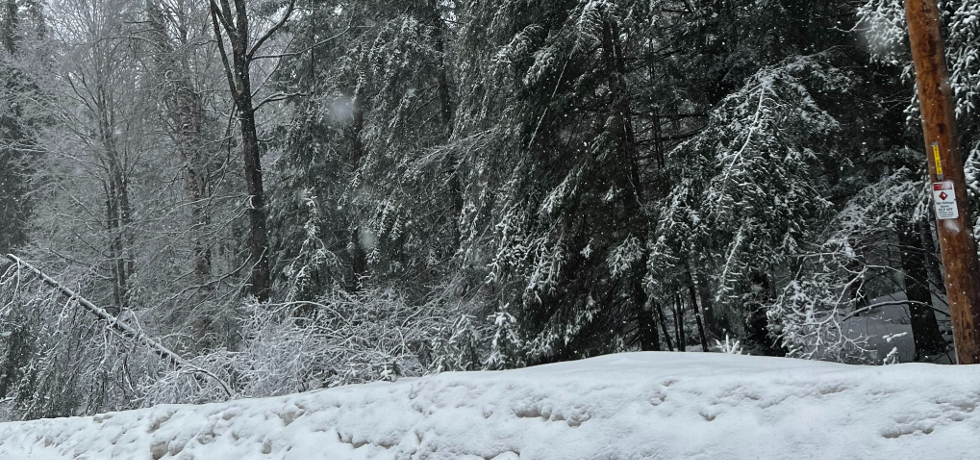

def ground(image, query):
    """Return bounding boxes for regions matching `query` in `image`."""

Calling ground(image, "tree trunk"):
[347,94,367,292]
[674,291,686,351]
[697,271,732,339]
[239,103,271,301]
[96,87,131,315]
[635,247,659,350]
[744,271,787,356]
[106,165,133,315]
[0,325,29,399]
[655,301,674,351]
[638,304,661,351]
[350,228,367,293]
[899,220,948,359]
[209,0,276,301]
[147,0,213,289]
[600,14,657,354]
[428,3,463,250]
[686,268,709,352]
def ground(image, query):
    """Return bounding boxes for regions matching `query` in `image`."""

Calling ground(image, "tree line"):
[0,0,979,419]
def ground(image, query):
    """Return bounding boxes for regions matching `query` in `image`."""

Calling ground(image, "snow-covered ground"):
[0,352,978,459]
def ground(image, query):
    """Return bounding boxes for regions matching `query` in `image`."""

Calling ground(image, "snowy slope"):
[0,353,978,460]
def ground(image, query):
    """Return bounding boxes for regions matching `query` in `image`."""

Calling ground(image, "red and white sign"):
[933,181,958,220]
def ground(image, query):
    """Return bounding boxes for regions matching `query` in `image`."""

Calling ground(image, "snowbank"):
[0,352,978,459]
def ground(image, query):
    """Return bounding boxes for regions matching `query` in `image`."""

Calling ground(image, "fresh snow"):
[0,352,978,459]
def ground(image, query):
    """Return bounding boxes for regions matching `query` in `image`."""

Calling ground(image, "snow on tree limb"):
[1,254,232,397]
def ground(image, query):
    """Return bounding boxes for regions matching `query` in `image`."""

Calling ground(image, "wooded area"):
[1,0,979,420]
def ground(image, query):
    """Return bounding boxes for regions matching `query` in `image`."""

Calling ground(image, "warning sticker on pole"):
[933,181,959,220]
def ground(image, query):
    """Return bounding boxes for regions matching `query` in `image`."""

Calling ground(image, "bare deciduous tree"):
[207,0,295,301]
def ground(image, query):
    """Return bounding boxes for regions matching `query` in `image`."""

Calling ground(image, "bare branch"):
[253,91,306,112]
[247,0,296,61]
[251,22,352,61]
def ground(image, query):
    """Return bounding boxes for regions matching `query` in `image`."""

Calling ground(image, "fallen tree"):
[1,254,231,397]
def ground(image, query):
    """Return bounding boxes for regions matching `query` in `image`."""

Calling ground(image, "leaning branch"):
[5,254,185,366]
[2,254,233,397]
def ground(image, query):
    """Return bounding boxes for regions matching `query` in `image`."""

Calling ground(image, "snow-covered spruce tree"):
[348,0,467,297]
[639,0,918,356]
[0,0,47,255]
[264,0,353,301]
[268,98,350,302]
[266,0,489,358]
[572,0,850,352]
[448,0,661,364]
[653,57,845,355]
[268,0,465,300]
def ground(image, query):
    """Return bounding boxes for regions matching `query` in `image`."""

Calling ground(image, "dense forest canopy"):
[0,0,978,420]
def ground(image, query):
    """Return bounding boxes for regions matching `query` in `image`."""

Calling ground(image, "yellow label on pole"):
[933,142,943,176]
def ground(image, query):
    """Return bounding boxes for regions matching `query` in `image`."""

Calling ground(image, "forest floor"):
[0,352,978,459]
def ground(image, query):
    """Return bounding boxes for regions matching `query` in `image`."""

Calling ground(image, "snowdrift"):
[0,352,978,459]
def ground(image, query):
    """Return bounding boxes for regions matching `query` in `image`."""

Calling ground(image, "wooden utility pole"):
[904,0,980,363]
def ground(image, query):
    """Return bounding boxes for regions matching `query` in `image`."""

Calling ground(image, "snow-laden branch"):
[2,254,232,397]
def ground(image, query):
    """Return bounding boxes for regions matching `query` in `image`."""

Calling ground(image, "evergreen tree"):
[0,0,45,254]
